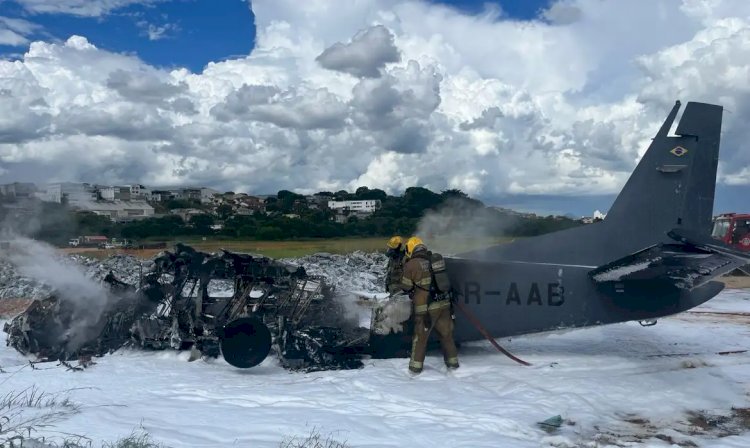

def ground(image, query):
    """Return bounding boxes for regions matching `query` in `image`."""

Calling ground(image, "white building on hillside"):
[75,200,155,221]
[119,184,151,200]
[327,200,381,213]
[97,186,116,201]
[0,183,36,199]
[36,183,97,206]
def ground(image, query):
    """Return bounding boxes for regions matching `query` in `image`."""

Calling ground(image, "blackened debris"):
[3,243,377,371]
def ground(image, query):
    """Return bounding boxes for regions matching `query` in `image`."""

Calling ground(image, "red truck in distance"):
[712,213,750,251]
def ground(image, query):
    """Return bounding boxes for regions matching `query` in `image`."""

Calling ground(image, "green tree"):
[334,190,351,201]
[256,226,283,240]
[165,199,204,210]
[354,186,387,201]
[190,214,215,235]
[75,212,116,236]
[402,187,441,216]
[31,202,77,245]
[217,204,234,220]
[121,215,186,239]
[275,190,306,213]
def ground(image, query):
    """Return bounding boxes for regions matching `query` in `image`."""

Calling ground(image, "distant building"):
[0,182,36,199]
[327,200,381,213]
[121,184,151,200]
[582,210,607,224]
[490,206,538,219]
[150,190,173,202]
[36,183,97,206]
[149,186,216,203]
[98,186,116,201]
[75,200,155,222]
[200,187,219,204]
[182,188,202,201]
[170,208,205,221]
[235,195,265,213]
[305,194,330,210]
[129,185,142,197]
[328,199,381,223]
[178,187,218,204]
[244,196,265,210]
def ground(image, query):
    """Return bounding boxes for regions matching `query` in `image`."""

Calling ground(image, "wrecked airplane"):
[4,243,411,371]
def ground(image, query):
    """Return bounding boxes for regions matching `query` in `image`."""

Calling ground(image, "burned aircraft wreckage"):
[3,244,413,371]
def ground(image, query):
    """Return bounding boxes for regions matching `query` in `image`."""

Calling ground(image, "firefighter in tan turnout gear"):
[385,236,406,294]
[400,236,459,374]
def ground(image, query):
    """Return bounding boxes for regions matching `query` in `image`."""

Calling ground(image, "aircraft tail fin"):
[604,101,723,242]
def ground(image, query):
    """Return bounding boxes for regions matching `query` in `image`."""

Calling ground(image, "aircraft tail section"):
[455,100,725,269]
[604,101,723,243]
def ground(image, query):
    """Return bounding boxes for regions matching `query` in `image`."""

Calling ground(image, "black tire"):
[220,317,272,368]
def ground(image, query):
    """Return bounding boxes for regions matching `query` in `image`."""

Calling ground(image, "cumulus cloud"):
[350,60,442,153]
[0,0,749,207]
[212,85,348,130]
[316,24,401,78]
[106,69,186,104]
[0,16,42,46]
[136,21,180,41]
[541,0,583,25]
[13,0,163,17]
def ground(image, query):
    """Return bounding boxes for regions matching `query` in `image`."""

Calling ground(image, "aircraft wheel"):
[220,316,272,368]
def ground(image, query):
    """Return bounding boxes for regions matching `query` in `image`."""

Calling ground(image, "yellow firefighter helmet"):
[405,236,425,257]
[387,236,403,250]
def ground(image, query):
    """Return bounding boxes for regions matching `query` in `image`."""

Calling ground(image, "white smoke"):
[7,236,106,301]
[414,198,518,255]
[329,292,370,329]
[2,233,124,352]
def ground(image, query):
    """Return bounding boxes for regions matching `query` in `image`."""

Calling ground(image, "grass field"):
[61,236,515,260]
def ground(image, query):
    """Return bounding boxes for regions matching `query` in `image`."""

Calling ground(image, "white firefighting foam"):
[1,289,750,447]
[2,249,750,447]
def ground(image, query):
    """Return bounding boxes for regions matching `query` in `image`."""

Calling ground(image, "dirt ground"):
[720,275,750,289]
[0,298,32,319]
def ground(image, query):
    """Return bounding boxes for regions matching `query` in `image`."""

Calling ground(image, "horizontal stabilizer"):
[589,238,749,291]
[667,228,750,262]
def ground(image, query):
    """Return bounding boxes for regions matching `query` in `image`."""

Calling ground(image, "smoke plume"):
[0,196,76,245]
[414,198,519,255]
[330,292,375,330]
[1,233,126,353]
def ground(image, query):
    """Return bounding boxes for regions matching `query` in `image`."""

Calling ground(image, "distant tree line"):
[0,186,583,246]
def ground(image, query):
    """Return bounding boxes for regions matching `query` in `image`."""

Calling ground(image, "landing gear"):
[219,316,272,368]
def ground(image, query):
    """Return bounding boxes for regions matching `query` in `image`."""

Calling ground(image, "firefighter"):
[400,236,459,374]
[385,236,406,294]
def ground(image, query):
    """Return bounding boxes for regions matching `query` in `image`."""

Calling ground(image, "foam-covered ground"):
[2,290,750,447]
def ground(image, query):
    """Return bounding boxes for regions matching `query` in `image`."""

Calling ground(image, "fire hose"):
[453,300,531,366]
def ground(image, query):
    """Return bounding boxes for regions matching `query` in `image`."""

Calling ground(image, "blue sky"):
[0,0,551,72]
[0,0,748,218]
[0,0,256,72]
[435,0,552,19]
